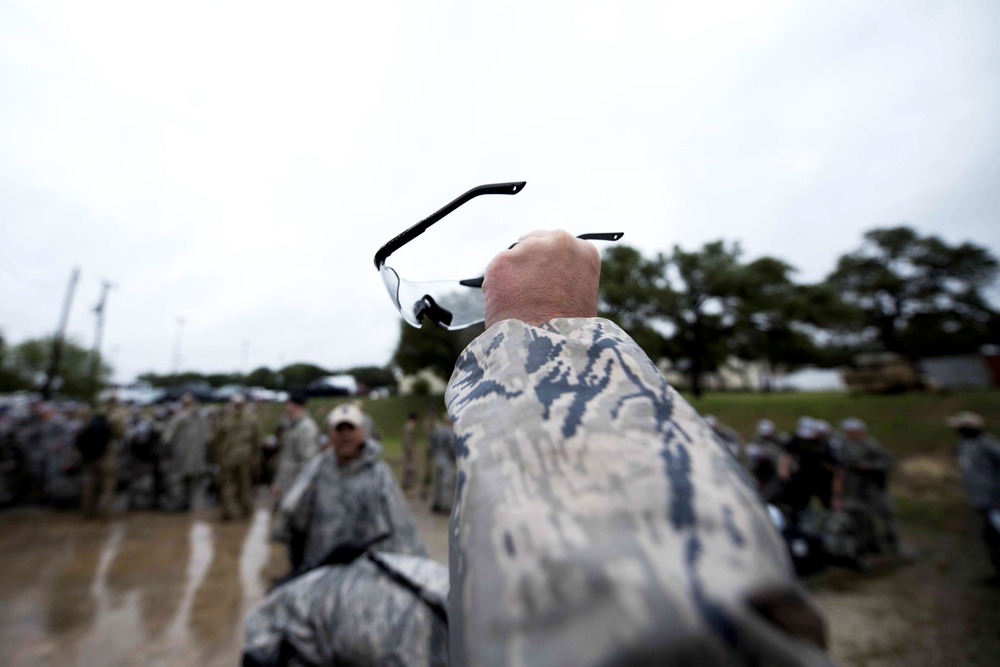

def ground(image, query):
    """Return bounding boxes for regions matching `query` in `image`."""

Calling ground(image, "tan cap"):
[946,411,984,429]
[231,394,246,405]
[327,403,364,429]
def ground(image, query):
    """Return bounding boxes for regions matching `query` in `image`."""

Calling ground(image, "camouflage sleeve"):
[445,317,830,667]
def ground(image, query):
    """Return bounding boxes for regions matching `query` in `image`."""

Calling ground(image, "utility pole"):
[42,267,80,400]
[90,280,115,400]
[172,317,185,375]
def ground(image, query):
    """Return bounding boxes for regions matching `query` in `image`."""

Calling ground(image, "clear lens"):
[393,273,485,330]
[379,264,402,312]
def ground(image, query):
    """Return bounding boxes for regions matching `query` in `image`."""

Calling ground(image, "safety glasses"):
[374,181,623,330]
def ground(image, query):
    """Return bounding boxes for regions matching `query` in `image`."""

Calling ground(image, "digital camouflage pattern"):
[243,552,449,667]
[275,439,426,567]
[445,318,830,667]
[274,413,320,494]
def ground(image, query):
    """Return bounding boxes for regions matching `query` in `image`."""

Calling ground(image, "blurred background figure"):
[428,412,456,514]
[421,408,439,501]
[401,412,420,494]
[271,391,319,503]
[746,418,788,498]
[836,418,899,555]
[160,392,211,511]
[779,417,842,513]
[271,391,320,570]
[213,394,260,521]
[947,411,1000,577]
[124,405,159,510]
[78,396,126,517]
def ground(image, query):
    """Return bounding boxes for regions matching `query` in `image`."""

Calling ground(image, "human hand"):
[482,230,601,328]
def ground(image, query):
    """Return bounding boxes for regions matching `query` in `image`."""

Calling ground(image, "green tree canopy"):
[4,336,111,400]
[828,226,999,356]
[393,319,484,382]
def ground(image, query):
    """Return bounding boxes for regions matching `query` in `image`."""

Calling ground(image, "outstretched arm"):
[447,230,829,667]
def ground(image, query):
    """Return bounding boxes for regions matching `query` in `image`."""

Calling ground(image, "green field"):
[256,389,999,461]
[256,389,998,534]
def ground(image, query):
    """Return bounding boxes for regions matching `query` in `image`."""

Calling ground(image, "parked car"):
[247,387,289,403]
[305,375,357,397]
[209,384,247,403]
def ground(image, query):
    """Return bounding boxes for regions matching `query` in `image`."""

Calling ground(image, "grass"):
[685,389,1000,460]
[254,389,999,528]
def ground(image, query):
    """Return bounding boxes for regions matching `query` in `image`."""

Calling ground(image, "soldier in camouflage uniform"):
[160,394,211,511]
[214,394,260,520]
[271,403,425,572]
[836,418,898,554]
[445,230,829,666]
[81,397,126,517]
[272,391,320,501]
[947,411,1000,576]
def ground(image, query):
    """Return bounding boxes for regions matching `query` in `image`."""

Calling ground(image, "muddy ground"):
[0,494,996,666]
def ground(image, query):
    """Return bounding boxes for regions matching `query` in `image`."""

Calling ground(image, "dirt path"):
[812,526,1000,666]
[0,498,994,666]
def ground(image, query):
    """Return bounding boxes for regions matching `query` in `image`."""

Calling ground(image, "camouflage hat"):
[946,411,984,430]
[326,403,364,429]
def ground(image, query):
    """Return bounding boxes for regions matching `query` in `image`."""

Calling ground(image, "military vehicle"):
[841,352,934,394]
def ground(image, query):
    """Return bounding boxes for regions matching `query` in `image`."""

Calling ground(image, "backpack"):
[76,415,113,461]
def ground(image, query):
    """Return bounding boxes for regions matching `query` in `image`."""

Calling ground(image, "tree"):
[246,366,277,388]
[598,246,672,360]
[828,226,999,357]
[343,365,397,392]
[5,336,111,400]
[734,257,870,386]
[0,331,28,393]
[393,319,484,382]
[667,241,744,397]
[279,363,330,389]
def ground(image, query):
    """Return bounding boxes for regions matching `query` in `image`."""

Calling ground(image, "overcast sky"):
[2,0,998,383]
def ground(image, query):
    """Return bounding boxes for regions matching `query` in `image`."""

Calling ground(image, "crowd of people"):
[0,391,459,526]
[704,413,899,571]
